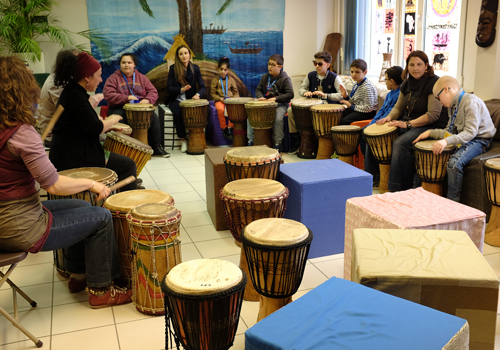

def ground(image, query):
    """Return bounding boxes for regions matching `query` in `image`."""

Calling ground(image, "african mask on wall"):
[476,0,498,47]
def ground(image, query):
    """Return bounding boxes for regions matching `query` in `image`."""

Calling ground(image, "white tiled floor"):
[1,148,500,349]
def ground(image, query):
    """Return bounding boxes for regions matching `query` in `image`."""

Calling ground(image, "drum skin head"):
[364,123,397,136]
[331,125,361,132]
[225,97,255,105]
[106,131,152,150]
[105,190,173,212]
[245,100,278,108]
[291,97,323,108]
[244,218,308,246]
[311,104,345,112]
[415,140,454,152]
[222,178,286,199]
[58,167,117,185]
[111,123,132,135]
[225,146,279,163]
[485,158,500,170]
[123,103,155,111]
[165,259,242,294]
[179,99,209,107]
[129,203,179,221]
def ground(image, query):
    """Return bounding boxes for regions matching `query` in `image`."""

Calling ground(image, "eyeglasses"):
[435,87,445,101]
[267,62,278,67]
[313,61,325,67]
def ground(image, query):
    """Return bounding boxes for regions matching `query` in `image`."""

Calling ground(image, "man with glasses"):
[287,51,345,155]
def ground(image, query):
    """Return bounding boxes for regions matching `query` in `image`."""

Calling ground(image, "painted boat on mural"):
[203,23,227,35]
[227,42,263,54]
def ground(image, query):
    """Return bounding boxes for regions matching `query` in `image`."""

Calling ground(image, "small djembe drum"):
[123,102,155,145]
[219,178,289,301]
[223,145,281,182]
[103,131,153,176]
[245,100,278,147]
[111,122,132,135]
[364,123,398,194]
[414,140,455,196]
[484,159,500,247]
[104,190,174,284]
[241,218,312,322]
[311,104,345,159]
[330,125,362,165]
[127,203,182,315]
[161,259,246,350]
[49,167,118,278]
[225,97,254,147]
[179,99,209,155]
[291,98,323,159]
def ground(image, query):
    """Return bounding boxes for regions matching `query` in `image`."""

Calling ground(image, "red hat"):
[77,52,101,79]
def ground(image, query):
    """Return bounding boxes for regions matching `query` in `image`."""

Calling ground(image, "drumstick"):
[108,176,137,192]
[41,105,65,142]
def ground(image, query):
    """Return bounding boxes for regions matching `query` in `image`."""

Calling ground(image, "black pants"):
[340,109,377,125]
[168,100,186,138]
[106,152,137,191]
[107,107,161,146]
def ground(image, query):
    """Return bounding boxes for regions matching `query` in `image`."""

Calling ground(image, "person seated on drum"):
[48,50,138,191]
[363,66,403,185]
[339,59,378,125]
[0,56,132,308]
[103,53,169,158]
[211,56,239,141]
[376,50,448,192]
[412,76,496,201]
[248,54,294,151]
[287,51,346,155]
[166,45,206,153]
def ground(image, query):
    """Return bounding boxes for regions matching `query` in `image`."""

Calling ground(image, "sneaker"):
[273,143,282,153]
[181,140,188,153]
[137,178,143,187]
[222,127,234,140]
[153,143,170,158]
[68,275,87,293]
[88,285,132,309]
[248,140,254,146]
[288,142,300,155]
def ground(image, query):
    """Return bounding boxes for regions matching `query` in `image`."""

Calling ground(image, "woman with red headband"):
[49,50,137,191]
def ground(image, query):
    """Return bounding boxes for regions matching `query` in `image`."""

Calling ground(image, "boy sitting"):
[339,59,378,125]
[248,54,294,151]
[413,76,496,201]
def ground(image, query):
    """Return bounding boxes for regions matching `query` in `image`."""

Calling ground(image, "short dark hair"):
[385,66,404,85]
[120,53,138,65]
[218,56,230,69]
[314,51,332,64]
[269,54,283,66]
[350,59,367,72]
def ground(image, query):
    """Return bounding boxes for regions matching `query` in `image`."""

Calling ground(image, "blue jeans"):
[446,138,492,202]
[247,103,288,145]
[41,199,121,288]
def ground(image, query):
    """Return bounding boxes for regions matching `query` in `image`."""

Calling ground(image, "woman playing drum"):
[0,56,132,308]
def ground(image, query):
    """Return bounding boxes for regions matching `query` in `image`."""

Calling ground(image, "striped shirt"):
[348,78,378,113]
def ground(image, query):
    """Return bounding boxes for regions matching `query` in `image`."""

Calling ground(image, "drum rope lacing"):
[223,156,282,182]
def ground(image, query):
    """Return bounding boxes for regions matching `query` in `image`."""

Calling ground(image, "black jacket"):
[166,63,206,104]
[255,70,294,104]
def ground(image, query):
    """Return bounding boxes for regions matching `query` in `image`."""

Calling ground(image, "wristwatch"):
[406,120,412,130]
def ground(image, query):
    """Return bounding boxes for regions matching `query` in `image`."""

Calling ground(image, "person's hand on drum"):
[340,100,351,108]
[303,91,313,98]
[128,95,139,102]
[181,85,192,93]
[388,120,406,129]
[90,181,111,201]
[267,97,276,102]
[412,130,430,144]
[312,91,326,98]
[89,93,104,108]
[339,84,348,99]
[257,97,267,101]
[432,139,448,155]
[139,99,150,104]
[376,116,392,125]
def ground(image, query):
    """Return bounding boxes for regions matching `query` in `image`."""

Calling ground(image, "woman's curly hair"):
[53,49,81,88]
[0,56,40,129]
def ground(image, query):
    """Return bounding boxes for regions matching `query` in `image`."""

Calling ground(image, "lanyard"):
[266,76,277,95]
[220,76,228,97]
[448,91,465,133]
[350,77,366,98]
[122,71,136,97]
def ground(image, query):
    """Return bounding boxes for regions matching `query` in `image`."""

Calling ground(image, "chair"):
[0,251,43,348]
[350,119,372,170]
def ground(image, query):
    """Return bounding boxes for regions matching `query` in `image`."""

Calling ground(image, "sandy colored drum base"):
[485,206,500,247]
[254,129,273,148]
[316,138,334,160]
[239,245,260,301]
[187,127,207,155]
[131,129,148,146]
[379,164,391,194]
[338,155,354,165]
[257,295,293,322]
[422,182,443,196]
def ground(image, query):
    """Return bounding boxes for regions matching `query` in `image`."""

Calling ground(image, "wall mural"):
[85,0,285,103]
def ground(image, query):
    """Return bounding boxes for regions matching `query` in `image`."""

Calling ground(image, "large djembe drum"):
[223,146,281,182]
[49,167,118,278]
[161,259,246,350]
[311,104,345,159]
[364,123,398,194]
[127,203,182,314]
[225,97,254,147]
[104,190,174,284]
[330,125,362,165]
[180,99,209,155]
[219,178,289,301]
[291,98,323,159]
[484,158,500,247]
[241,218,312,322]
[414,140,455,196]
[103,131,153,176]
[245,100,278,148]
[123,103,155,145]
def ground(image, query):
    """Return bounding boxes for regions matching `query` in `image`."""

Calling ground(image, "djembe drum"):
[225,97,254,147]
[241,218,312,322]
[245,100,278,148]
[364,123,398,194]
[484,159,500,247]
[330,125,362,165]
[123,103,155,145]
[49,167,118,277]
[127,203,182,314]
[111,122,132,135]
[220,178,289,301]
[291,98,323,159]
[311,104,345,159]
[414,140,455,196]
[161,259,246,350]
[104,190,174,284]
[103,131,153,176]
[180,99,209,155]
[223,145,281,182]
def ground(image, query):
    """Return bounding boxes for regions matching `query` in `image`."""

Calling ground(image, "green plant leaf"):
[216,0,234,16]
[138,0,155,18]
